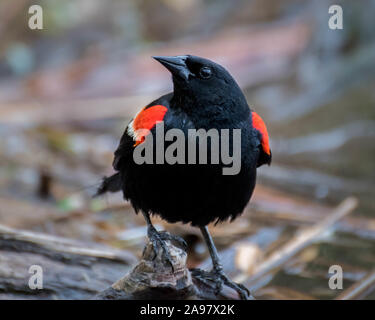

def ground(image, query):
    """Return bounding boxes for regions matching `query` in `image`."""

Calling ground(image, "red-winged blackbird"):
[96,55,271,299]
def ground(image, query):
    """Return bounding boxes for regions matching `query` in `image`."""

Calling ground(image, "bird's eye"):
[199,66,212,79]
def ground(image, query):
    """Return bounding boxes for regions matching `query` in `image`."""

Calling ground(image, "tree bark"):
[0,224,137,299]
[0,224,246,299]
[95,234,247,300]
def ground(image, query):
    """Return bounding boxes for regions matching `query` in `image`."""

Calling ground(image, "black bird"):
[96,55,272,299]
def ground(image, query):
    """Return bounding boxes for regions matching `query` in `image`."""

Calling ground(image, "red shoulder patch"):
[128,105,168,146]
[252,111,271,155]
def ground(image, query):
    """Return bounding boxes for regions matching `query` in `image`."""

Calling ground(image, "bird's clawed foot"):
[212,269,250,300]
[147,226,187,272]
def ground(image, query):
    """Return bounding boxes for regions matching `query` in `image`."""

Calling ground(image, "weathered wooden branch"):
[0,224,137,299]
[95,235,247,300]
[0,224,245,299]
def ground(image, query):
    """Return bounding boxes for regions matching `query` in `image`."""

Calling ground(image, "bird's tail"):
[94,172,122,197]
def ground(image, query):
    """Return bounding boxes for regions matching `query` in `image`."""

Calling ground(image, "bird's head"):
[153,55,248,113]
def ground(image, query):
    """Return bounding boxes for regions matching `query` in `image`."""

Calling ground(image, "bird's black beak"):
[153,55,191,81]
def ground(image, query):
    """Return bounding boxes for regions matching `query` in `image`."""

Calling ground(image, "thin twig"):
[0,223,135,262]
[336,270,375,300]
[234,197,358,286]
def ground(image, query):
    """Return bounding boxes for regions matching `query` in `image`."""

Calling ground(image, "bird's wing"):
[112,94,172,171]
[251,111,272,166]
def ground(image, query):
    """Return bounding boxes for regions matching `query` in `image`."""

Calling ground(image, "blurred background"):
[0,0,374,299]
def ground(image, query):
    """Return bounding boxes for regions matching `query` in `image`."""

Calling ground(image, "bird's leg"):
[199,226,250,300]
[142,212,187,272]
